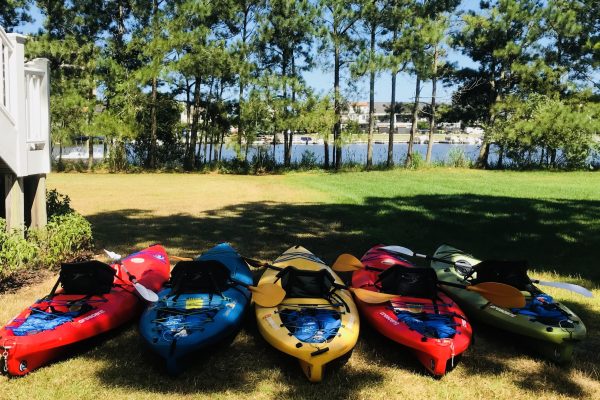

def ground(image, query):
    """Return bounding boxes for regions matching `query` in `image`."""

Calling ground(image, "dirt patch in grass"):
[0,268,53,294]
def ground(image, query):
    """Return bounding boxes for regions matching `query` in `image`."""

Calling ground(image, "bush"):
[34,213,94,268]
[405,152,425,169]
[0,211,93,282]
[251,146,277,174]
[298,150,319,170]
[0,220,37,279]
[446,147,471,168]
[47,189,74,218]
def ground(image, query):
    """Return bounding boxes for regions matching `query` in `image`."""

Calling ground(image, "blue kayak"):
[139,243,253,374]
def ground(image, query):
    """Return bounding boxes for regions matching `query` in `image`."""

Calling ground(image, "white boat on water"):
[56,148,105,160]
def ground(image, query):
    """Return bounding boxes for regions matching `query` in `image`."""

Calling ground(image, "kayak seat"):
[275,267,338,299]
[58,260,116,295]
[376,265,438,300]
[168,260,231,295]
[467,260,538,293]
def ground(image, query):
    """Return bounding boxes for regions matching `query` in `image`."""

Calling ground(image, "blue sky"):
[15,3,480,104]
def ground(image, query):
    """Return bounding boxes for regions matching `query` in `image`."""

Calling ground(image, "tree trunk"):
[406,75,421,167]
[477,143,490,168]
[387,70,396,168]
[323,136,329,169]
[87,137,93,169]
[334,44,342,169]
[184,79,192,160]
[477,70,503,169]
[426,47,438,164]
[366,25,376,169]
[497,144,504,169]
[219,129,225,161]
[286,57,296,167]
[148,76,158,169]
[185,77,201,170]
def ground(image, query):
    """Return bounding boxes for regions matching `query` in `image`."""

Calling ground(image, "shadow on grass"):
[86,194,599,396]
[89,308,383,398]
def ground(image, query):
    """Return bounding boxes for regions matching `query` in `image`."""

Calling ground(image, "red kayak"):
[352,245,472,377]
[0,244,170,376]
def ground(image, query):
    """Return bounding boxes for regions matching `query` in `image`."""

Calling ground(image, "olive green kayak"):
[431,244,586,363]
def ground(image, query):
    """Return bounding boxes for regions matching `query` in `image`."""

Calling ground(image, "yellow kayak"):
[255,246,359,382]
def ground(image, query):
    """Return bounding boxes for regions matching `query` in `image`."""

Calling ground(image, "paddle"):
[333,253,526,308]
[169,255,286,307]
[530,279,593,298]
[380,245,593,298]
[246,283,286,307]
[379,245,473,270]
[104,250,159,302]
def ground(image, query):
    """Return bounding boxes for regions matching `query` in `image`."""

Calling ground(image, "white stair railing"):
[0,26,14,121]
[24,64,48,146]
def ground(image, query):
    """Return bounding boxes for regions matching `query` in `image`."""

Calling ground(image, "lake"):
[54,142,484,165]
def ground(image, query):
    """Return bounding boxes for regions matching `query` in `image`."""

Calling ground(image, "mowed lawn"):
[1,169,599,400]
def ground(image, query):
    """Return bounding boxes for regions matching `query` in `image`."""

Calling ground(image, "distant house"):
[342,102,427,134]
[0,25,51,232]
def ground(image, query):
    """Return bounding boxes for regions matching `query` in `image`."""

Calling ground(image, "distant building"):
[0,26,51,232]
[465,126,484,136]
[342,102,428,134]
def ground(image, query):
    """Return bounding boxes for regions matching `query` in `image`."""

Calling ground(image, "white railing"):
[0,27,14,119]
[24,67,47,143]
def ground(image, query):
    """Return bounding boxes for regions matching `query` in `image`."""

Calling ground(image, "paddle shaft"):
[118,263,139,284]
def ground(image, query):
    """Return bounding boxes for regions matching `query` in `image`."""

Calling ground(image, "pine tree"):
[319,0,362,169]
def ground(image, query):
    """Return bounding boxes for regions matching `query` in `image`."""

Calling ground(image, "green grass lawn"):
[1,169,599,399]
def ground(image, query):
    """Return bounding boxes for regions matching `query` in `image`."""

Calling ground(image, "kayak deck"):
[255,246,359,382]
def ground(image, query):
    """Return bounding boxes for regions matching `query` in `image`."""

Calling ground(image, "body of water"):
[53,142,484,165]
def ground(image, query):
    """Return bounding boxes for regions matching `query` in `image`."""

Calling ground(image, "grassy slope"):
[1,170,599,400]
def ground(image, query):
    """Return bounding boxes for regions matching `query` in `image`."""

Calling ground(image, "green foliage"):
[491,94,600,169]
[16,0,600,172]
[36,213,94,268]
[404,151,424,169]
[0,220,37,279]
[0,0,31,30]
[1,200,93,279]
[134,93,185,168]
[446,147,471,168]
[417,121,429,130]
[46,189,73,218]
[251,146,277,174]
[298,150,319,169]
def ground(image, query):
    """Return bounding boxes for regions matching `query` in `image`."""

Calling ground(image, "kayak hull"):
[353,245,472,377]
[139,243,252,374]
[431,244,586,363]
[0,245,170,376]
[255,246,359,382]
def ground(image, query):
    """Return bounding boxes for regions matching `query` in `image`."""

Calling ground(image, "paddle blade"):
[103,249,122,261]
[171,255,193,261]
[535,280,594,298]
[134,282,159,302]
[380,245,415,257]
[351,287,399,303]
[250,283,286,307]
[332,254,364,272]
[468,282,526,308]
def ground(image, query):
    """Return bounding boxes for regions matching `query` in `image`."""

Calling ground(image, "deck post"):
[26,174,47,228]
[4,173,25,234]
